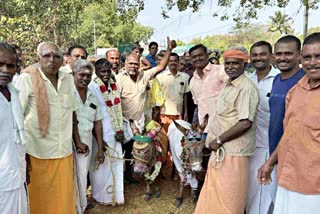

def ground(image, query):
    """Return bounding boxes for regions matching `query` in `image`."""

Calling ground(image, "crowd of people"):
[0,32,319,214]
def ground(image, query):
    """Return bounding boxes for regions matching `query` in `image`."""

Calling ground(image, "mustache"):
[0,73,13,79]
[306,66,320,70]
[80,80,90,84]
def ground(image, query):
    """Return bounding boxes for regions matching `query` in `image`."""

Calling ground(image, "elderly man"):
[61,45,88,74]
[116,37,176,182]
[258,32,320,214]
[0,42,28,214]
[245,41,279,214]
[195,47,259,214]
[189,44,228,134]
[72,59,105,211]
[157,53,190,132]
[16,42,87,214]
[106,49,120,74]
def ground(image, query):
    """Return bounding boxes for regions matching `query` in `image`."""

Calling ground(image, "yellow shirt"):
[157,70,190,115]
[16,69,77,159]
[207,74,259,156]
[116,67,157,120]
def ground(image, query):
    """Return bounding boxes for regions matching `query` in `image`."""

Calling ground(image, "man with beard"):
[89,58,129,204]
[72,59,105,211]
[106,49,120,74]
[0,42,28,214]
[258,32,320,214]
[189,44,228,135]
[61,45,88,74]
[246,41,279,214]
[16,42,88,214]
[195,47,259,214]
[268,35,305,156]
[146,41,158,67]
[156,53,190,132]
[116,37,176,183]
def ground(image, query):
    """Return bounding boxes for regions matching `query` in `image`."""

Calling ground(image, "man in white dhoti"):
[0,42,28,214]
[89,58,128,205]
[246,41,279,214]
[72,59,105,211]
[258,32,320,214]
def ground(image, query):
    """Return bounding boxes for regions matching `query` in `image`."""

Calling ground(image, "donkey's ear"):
[173,120,188,135]
[154,123,164,133]
[199,114,209,131]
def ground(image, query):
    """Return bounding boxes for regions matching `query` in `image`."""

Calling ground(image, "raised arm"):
[154,37,177,74]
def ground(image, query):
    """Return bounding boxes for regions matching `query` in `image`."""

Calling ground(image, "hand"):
[167,37,177,50]
[208,139,222,151]
[76,142,89,156]
[95,150,105,166]
[257,162,274,185]
[183,112,188,121]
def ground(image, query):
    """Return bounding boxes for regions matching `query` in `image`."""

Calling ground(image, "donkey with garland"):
[130,119,169,201]
[168,114,209,207]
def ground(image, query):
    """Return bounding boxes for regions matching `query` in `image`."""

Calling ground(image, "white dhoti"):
[74,132,93,212]
[246,147,277,214]
[0,184,29,214]
[90,138,124,205]
[274,186,320,214]
[168,120,198,189]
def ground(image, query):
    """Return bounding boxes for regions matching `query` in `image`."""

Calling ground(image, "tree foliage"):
[0,0,153,64]
[268,11,294,35]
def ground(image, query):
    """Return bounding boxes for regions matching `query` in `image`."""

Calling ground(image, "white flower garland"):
[144,161,162,184]
[94,77,123,132]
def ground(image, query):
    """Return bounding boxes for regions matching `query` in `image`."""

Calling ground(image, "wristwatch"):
[216,136,222,145]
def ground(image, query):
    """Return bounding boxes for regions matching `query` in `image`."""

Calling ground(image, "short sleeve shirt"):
[15,69,77,159]
[157,70,190,115]
[207,74,259,156]
[116,67,157,120]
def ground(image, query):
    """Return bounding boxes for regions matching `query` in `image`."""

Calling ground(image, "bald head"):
[106,49,120,72]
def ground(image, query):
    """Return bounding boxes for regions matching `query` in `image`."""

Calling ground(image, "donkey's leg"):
[170,164,176,180]
[144,183,152,201]
[175,182,184,208]
[154,176,161,198]
[191,188,198,203]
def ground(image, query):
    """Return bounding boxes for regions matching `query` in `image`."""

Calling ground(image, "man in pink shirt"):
[189,44,228,133]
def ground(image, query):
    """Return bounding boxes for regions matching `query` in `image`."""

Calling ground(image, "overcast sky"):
[137,0,320,44]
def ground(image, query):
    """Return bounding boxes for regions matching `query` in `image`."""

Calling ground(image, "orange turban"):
[223,49,249,62]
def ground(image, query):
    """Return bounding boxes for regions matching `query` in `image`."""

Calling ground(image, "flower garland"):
[144,138,163,184]
[180,136,196,183]
[94,77,124,142]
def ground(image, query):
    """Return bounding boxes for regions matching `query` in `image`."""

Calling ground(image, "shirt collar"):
[298,75,320,90]
[193,62,210,79]
[39,67,67,81]
[227,73,246,87]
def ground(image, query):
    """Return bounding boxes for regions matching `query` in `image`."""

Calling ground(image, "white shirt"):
[0,84,26,191]
[247,67,280,148]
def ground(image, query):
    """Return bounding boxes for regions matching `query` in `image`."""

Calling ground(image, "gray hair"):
[37,42,62,56]
[73,59,94,73]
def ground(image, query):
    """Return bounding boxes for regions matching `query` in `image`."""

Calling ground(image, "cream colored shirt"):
[207,74,259,156]
[157,70,190,115]
[16,69,77,159]
[116,67,157,120]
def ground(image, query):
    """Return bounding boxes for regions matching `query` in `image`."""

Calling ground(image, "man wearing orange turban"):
[195,47,259,214]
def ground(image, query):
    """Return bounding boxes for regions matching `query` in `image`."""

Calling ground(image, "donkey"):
[130,120,169,201]
[168,114,209,207]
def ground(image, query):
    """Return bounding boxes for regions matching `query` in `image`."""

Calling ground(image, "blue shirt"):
[268,68,305,154]
[145,54,157,67]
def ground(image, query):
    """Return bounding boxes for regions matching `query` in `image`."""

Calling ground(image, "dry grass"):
[87,168,196,214]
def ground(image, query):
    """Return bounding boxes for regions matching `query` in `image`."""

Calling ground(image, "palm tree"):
[268,11,295,35]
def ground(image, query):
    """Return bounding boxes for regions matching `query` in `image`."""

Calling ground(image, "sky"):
[136,0,320,45]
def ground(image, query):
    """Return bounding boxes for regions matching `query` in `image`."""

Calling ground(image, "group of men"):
[0,32,320,214]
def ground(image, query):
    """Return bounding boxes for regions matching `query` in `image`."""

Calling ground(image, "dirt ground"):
[87,167,197,214]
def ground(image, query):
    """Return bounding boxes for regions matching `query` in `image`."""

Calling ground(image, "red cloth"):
[223,49,249,62]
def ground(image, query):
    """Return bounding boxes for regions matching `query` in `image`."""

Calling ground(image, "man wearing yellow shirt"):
[16,42,87,214]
